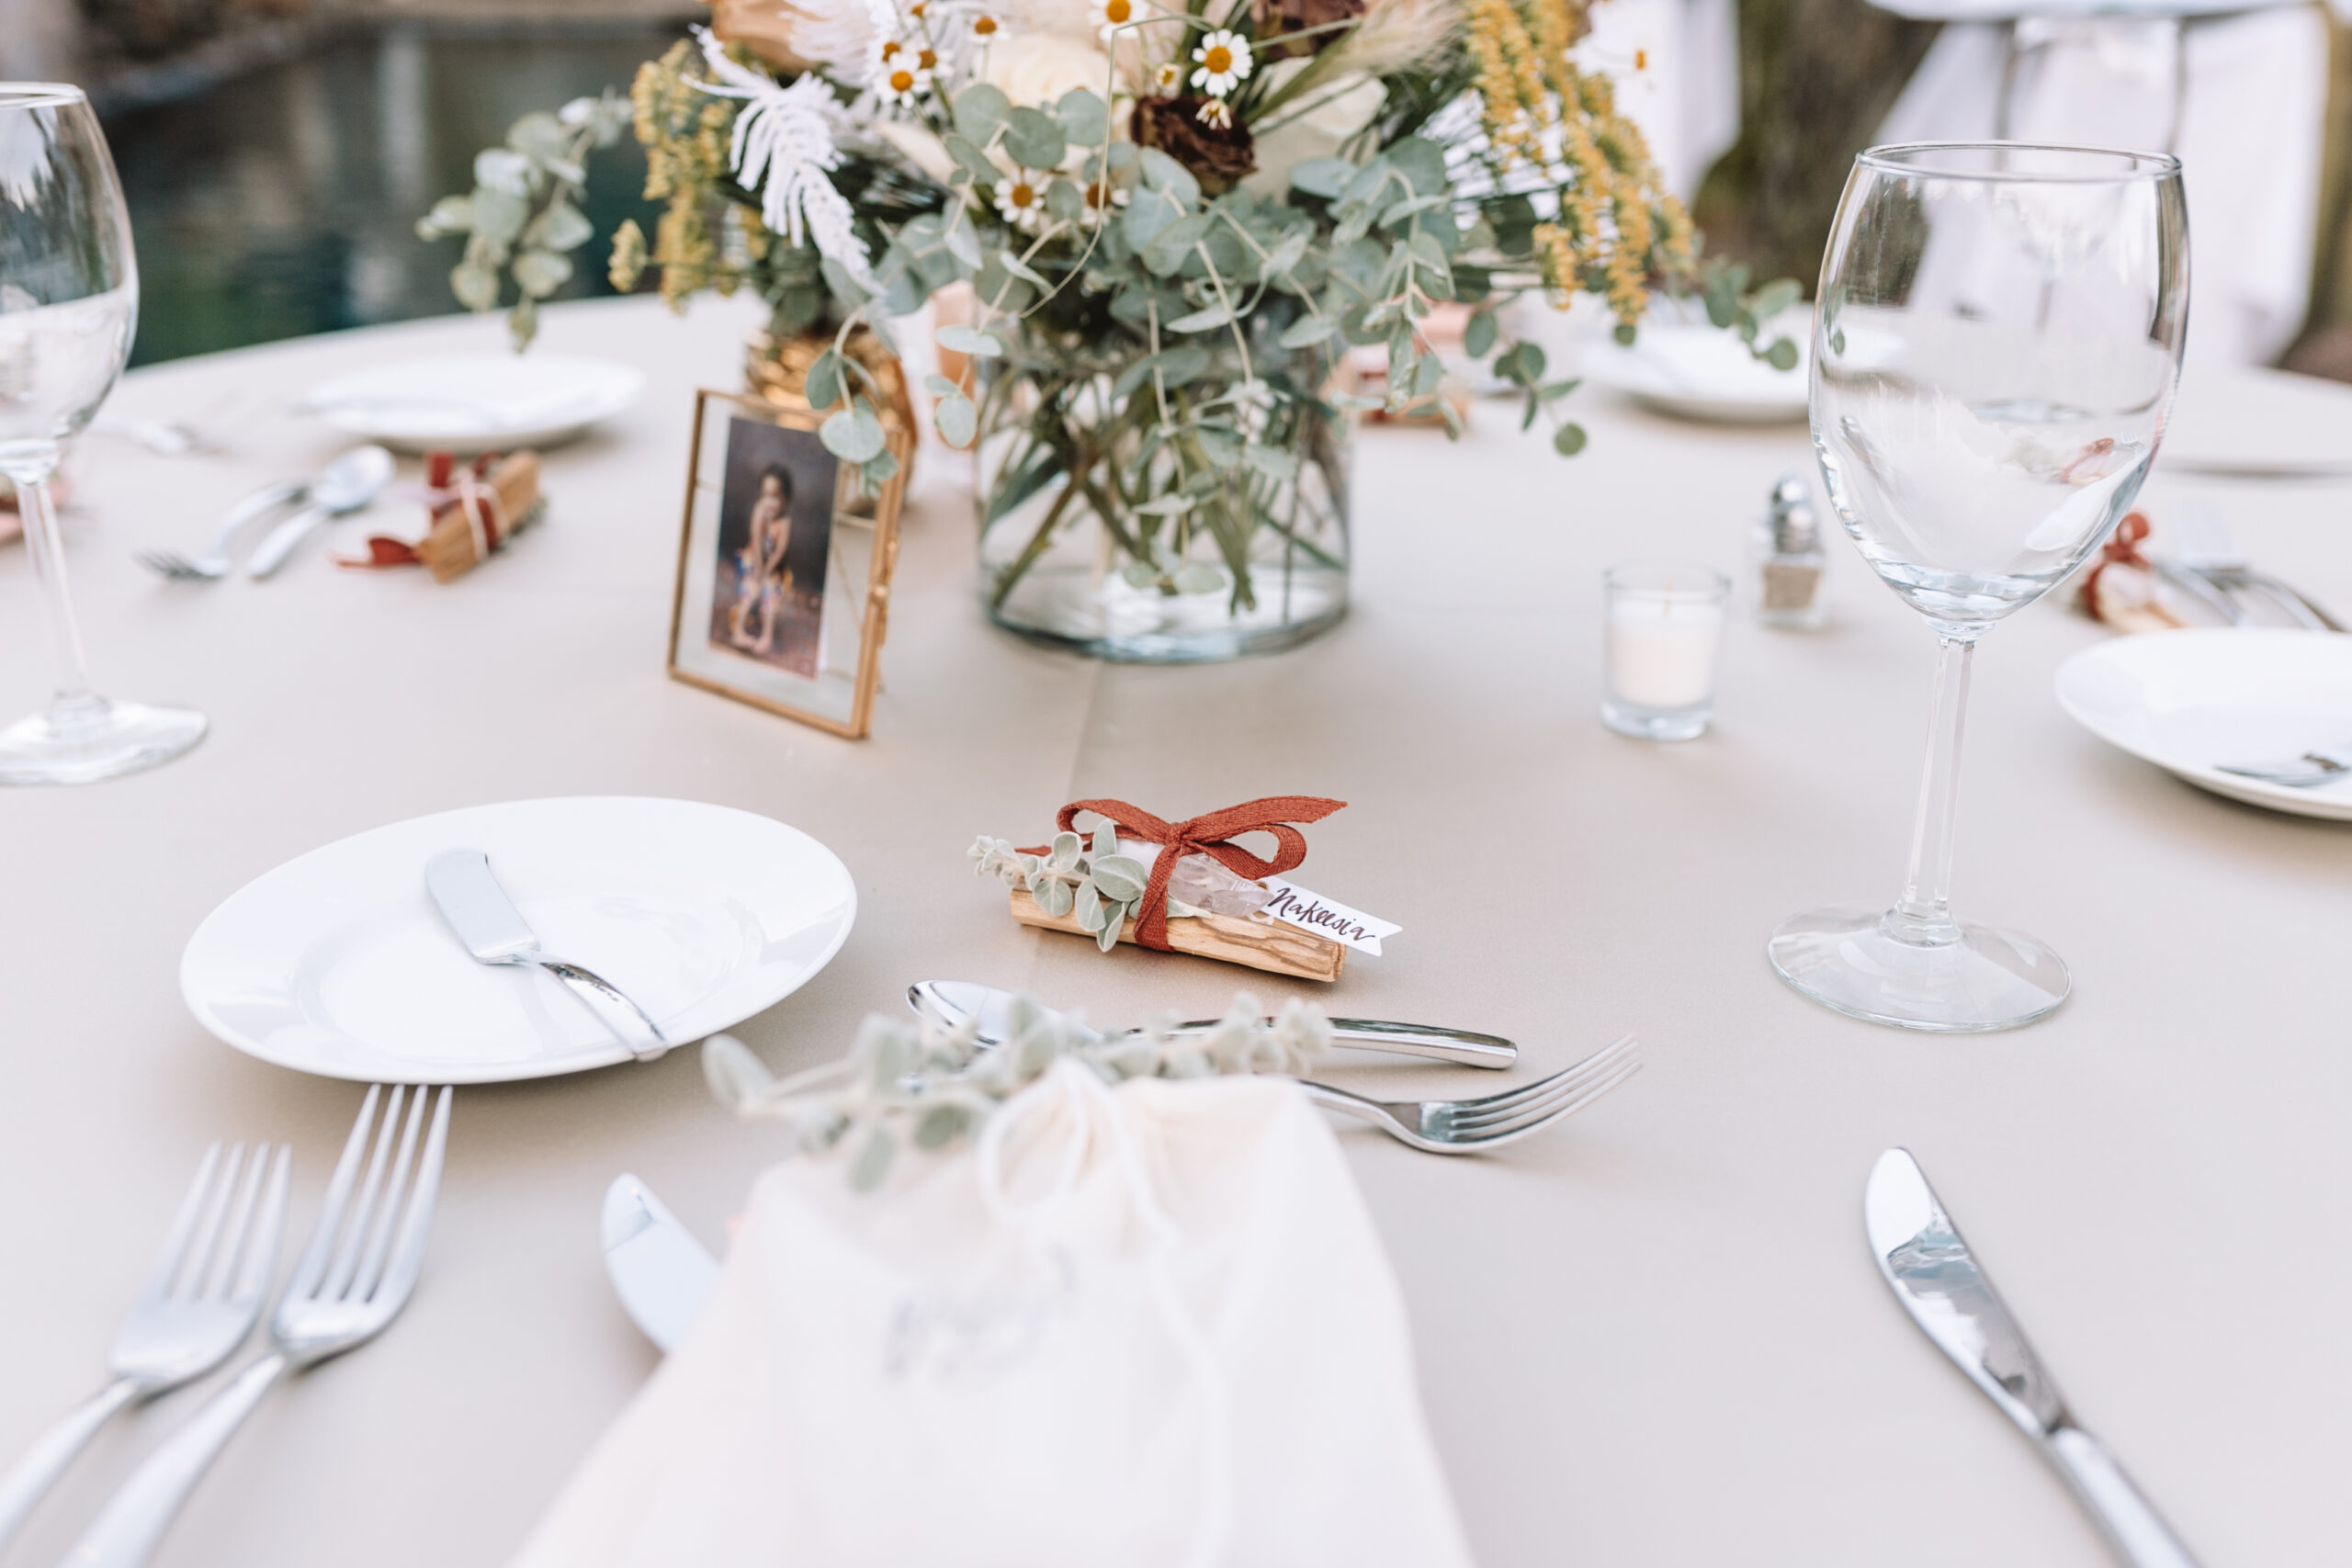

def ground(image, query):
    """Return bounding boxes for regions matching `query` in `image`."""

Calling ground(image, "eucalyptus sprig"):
[1697,260,1804,371]
[415,93,632,350]
[704,991,1333,1190]
[970,820,1152,953]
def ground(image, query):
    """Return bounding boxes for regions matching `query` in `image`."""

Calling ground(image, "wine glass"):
[1769,143,2188,1032]
[0,83,205,785]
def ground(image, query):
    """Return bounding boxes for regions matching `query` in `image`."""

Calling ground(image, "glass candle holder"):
[1602,562,1729,740]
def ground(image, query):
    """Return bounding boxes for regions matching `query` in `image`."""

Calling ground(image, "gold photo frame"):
[667,390,909,739]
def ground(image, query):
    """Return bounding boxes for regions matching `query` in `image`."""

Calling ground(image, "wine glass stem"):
[3,454,102,719]
[1891,632,1977,943]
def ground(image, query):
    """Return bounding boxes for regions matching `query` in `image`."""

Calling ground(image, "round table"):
[3,293,2348,1566]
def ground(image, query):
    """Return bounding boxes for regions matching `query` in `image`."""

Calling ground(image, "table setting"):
[6,10,2352,1563]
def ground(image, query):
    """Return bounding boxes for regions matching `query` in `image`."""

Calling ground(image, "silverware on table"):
[425,848,669,1061]
[603,1175,720,1355]
[2170,510,2345,631]
[60,1085,453,1568]
[2215,743,2352,787]
[1865,1148,2200,1568]
[0,1143,288,1550]
[908,979,1518,1069]
[133,480,306,582]
[243,445,395,580]
[908,983,1634,1155]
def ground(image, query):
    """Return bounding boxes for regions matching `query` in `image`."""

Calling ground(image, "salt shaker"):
[1758,473,1826,630]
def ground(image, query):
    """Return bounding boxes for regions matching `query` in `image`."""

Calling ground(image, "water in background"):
[104,25,683,367]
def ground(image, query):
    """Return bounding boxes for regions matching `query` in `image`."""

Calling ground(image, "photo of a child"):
[708,416,835,680]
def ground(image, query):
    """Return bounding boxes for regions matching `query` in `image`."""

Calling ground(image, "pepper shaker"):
[1758,473,1826,630]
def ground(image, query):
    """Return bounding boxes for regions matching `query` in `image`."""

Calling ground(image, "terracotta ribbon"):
[1027,795,1347,951]
[2078,510,2152,624]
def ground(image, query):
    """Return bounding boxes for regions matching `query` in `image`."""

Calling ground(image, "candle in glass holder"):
[1602,562,1729,739]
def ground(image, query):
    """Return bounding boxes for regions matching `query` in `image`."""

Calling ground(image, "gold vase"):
[744,325,918,478]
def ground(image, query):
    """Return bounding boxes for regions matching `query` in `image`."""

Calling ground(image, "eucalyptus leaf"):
[1764,337,1800,371]
[1173,562,1225,593]
[1056,88,1108,148]
[1278,314,1337,350]
[1165,302,1234,333]
[1096,910,1125,952]
[1074,880,1106,932]
[936,324,1003,357]
[913,1105,964,1151]
[850,1125,895,1191]
[469,187,528,247]
[511,248,571,299]
[451,262,501,312]
[933,390,977,447]
[1001,107,1067,171]
[1050,831,1082,870]
[1090,855,1148,902]
[1244,445,1297,481]
[1120,558,1160,587]
[1463,308,1497,358]
[943,134,1000,191]
[820,404,887,463]
[1046,177,1084,222]
[996,250,1050,288]
[952,83,1013,146]
[530,199,593,252]
[1287,157,1356,198]
[1553,422,1589,457]
[805,350,844,412]
[1136,147,1200,208]
[1037,876,1077,918]
[1091,821,1118,861]
[820,255,871,306]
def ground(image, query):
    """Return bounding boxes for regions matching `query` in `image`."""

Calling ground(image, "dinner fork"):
[0,1144,288,1550]
[2216,744,2352,787]
[60,1084,453,1568]
[133,480,304,581]
[1300,1032,1642,1153]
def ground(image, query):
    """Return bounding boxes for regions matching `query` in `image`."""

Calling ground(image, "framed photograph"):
[667,390,909,739]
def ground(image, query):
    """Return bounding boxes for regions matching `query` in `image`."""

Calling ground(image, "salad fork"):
[133,480,303,581]
[1299,1033,1642,1153]
[0,1143,288,1550]
[61,1084,452,1568]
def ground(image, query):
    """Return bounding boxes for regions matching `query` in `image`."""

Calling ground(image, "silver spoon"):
[907,979,1517,1068]
[244,446,395,580]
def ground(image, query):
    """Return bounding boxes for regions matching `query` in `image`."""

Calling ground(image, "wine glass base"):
[1767,903,2070,1033]
[0,696,207,785]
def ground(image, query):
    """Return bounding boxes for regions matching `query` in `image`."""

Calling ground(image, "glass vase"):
[972,326,1349,662]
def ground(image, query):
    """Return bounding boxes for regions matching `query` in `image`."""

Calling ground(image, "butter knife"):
[602,1174,719,1353]
[1865,1149,2200,1568]
[424,848,669,1061]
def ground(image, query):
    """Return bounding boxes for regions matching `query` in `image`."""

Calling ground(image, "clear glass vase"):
[973,328,1349,662]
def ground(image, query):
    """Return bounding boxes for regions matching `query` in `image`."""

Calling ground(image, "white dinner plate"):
[181,797,857,1083]
[300,354,644,452]
[1584,321,1811,424]
[2053,628,2352,819]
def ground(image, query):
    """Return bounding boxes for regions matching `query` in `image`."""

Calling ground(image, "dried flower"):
[1131,94,1255,192]
[1150,60,1183,93]
[1195,96,1234,129]
[1251,0,1366,58]
[1189,28,1253,96]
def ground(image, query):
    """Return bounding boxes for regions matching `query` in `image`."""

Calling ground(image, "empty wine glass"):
[1769,143,2188,1032]
[0,83,205,784]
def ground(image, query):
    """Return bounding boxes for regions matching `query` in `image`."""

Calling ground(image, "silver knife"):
[1865,1149,2201,1568]
[424,848,670,1061]
[602,1174,720,1353]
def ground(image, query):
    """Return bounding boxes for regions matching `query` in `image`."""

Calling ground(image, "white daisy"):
[874,58,933,106]
[970,11,1001,39]
[1149,61,1183,95]
[1080,175,1130,223]
[992,168,1048,231]
[1090,0,1143,39]
[1190,29,1251,96]
[1193,96,1232,129]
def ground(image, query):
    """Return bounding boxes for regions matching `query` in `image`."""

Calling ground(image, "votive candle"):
[1602,562,1729,740]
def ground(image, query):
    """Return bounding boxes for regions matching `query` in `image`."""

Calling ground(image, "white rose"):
[982,31,1121,107]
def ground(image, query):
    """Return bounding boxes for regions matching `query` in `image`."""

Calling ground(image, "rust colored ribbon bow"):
[2078,510,2152,625]
[1037,795,1347,952]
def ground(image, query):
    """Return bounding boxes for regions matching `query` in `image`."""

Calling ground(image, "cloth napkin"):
[510,1062,1474,1568]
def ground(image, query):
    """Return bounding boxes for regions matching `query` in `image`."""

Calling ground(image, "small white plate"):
[2053,628,2352,819]
[301,354,644,452]
[1585,321,1810,425]
[182,797,856,1083]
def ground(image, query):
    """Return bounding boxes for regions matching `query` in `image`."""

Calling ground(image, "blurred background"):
[2,0,2349,376]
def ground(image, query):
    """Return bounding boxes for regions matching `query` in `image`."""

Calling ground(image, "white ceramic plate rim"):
[303,354,644,446]
[2053,627,2352,820]
[180,796,856,1083]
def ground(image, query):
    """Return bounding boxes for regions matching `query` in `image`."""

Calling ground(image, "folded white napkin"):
[511,1062,1474,1568]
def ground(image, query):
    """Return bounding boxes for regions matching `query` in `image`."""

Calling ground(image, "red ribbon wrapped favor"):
[1025,795,1347,951]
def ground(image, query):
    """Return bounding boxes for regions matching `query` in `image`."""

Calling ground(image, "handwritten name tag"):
[1259,879,1401,957]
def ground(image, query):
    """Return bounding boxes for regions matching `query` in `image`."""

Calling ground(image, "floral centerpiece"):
[422,0,1789,660]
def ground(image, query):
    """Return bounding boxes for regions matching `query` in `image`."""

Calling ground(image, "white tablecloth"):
[3,294,2350,1566]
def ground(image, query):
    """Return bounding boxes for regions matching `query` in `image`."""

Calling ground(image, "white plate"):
[1584,321,1811,424]
[181,797,856,1083]
[301,354,644,452]
[2053,628,2352,819]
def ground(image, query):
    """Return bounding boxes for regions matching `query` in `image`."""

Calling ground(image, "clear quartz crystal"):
[1118,840,1273,918]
